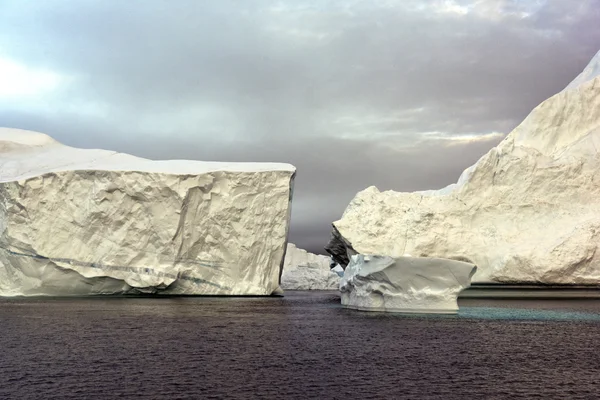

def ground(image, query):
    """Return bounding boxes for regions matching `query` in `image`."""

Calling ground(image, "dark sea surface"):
[1,291,600,400]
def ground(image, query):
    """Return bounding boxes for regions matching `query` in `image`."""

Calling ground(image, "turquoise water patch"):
[459,306,600,322]
[336,305,600,322]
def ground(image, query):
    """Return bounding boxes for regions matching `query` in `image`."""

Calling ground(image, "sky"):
[1,0,600,254]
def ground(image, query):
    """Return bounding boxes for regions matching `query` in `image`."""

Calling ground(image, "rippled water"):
[1,291,599,399]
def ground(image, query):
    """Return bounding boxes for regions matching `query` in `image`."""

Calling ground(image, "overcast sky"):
[1,0,600,253]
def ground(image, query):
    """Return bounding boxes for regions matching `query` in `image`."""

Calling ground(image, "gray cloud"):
[1,0,599,253]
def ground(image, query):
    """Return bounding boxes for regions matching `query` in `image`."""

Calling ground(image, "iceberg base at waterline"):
[340,255,477,314]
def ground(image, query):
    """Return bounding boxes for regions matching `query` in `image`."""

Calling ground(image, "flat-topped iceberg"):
[327,49,600,284]
[340,255,477,313]
[0,128,295,296]
[281,243,340,290]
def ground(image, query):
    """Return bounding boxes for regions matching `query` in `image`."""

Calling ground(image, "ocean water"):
[1,291,599,399]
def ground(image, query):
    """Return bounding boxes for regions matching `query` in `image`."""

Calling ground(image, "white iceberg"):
[0,128,295,296]
[340,255,477,313]
[281,243,339,290]
[328,49,600,284]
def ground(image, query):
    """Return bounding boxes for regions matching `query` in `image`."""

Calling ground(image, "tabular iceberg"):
[327,49,600,284]
[340,255,477,313]
[0,128,295,296]
[281,243,340,290]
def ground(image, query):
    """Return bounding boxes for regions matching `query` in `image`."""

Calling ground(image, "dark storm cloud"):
[1,0,599,253]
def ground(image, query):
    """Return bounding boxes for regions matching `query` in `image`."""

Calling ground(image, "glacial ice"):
[0,128,296,296]
[281,243,339,290]
[340,255,477,313]
[327,49,600,284]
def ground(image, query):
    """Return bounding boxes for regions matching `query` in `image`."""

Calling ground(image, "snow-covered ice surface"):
[328,49,600,284]
[0,128,295,296]
[340,255,477,314]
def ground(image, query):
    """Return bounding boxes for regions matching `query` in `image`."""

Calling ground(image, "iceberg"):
[340,255,477,313]
[327,49,600,284]
[281,243,339,290]
[0,128,295,296]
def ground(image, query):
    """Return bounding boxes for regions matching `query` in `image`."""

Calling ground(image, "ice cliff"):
[327,49,600,284]
[340,255,476,313]
[0,128,295,296]
[281,243,341,290]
